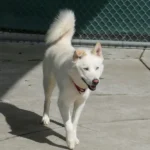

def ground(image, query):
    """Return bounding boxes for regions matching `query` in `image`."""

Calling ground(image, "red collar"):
[72,80,86,94]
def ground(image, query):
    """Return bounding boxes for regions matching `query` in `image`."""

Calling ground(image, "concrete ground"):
[0,42,150,150]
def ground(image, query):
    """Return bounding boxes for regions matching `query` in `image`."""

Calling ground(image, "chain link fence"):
[0,0,149,42]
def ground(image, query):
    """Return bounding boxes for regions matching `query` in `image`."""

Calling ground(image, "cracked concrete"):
[140,49,150,70]
[0,42,150,150]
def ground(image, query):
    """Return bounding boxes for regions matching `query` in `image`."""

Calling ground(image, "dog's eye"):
[83,67,89,71]
[96,67,99,70]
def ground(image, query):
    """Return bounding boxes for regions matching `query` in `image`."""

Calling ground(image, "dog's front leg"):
[72,99,86,145]
[57,98,75,149]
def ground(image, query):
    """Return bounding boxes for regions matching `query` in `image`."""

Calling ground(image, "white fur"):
[41,9,104,149]
[45,9,75,45]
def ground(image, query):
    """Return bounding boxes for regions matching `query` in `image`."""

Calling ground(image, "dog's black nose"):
[92,79,99,85]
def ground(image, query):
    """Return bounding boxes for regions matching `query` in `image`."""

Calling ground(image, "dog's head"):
[71,42,104,91]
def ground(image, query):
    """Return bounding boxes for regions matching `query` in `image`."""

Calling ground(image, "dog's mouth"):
[88,85,96,91]
[81,77,96,91]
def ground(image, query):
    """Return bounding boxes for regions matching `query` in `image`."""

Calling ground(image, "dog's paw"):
[75,137,80,145]
[67,140,75,150]
[41,115,50,126]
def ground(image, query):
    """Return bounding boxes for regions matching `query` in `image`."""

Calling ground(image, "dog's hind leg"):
[41,73,56,126]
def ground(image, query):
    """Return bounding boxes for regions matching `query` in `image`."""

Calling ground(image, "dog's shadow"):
[0,102,68,149]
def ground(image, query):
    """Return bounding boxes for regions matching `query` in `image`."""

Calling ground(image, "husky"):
[41,9,104,149]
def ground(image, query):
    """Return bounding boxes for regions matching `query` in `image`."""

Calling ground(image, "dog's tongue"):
[91,85,95,89]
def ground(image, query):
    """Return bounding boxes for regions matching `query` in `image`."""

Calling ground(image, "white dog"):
[41,9,104,149]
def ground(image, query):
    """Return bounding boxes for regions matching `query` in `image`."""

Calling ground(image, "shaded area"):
[0,102,67,149]
[0,0,108,35]
[0,43,46,99]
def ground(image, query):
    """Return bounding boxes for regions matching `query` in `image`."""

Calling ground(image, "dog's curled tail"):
[45,9,75,45]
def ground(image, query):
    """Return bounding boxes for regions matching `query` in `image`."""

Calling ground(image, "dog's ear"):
[91,42,102,57]
[73,49,86,61]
